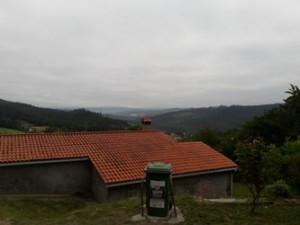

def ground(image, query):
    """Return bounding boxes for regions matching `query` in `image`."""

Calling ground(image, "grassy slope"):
[0,195,299,225]
[0,128,24,135]
[232,182,253,198]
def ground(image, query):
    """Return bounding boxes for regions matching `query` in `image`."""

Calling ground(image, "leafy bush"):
[281,139,300,193]
[265,180,292,198]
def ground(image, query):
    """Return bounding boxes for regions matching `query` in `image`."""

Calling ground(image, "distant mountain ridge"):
[86,104,280,134]
[0,99,128,132]
[0,98,280,134]
[149,104,280,134]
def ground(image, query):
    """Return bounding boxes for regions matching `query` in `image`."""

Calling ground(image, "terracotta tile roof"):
[0,131,237,185]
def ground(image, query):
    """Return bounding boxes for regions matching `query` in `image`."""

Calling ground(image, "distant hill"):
[0,98,280,134]
[149,104,280,134]
[86,106,182,120]
[0,99,128,132]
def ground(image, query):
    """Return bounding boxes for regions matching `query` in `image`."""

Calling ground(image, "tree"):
[280,84,300,139]
[219,129,239,161]
[240,110,286,146]
[239,84,300,146]
[191,127,221,148]
[281,139,300,193]
[235,140,281,213]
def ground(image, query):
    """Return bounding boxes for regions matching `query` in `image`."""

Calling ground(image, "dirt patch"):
[0,218,11,225]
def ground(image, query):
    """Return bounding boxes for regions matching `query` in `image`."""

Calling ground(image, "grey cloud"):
[0,0,300,108]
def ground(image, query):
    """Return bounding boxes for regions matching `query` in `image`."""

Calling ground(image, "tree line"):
[189,84,300,213]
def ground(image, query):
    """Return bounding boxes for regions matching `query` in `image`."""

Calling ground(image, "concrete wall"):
[173,171,233,198]
[91,169,108,202]
[104,171,233,201]
[108,183,141,201]
[0,160,233,200]
[0,160,92,196]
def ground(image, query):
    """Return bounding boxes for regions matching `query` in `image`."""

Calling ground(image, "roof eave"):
[105,166,237,188]
[172,166,237,179]
[0,157,90,167]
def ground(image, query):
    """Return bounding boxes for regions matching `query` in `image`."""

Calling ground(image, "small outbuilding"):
[0,131,237,201]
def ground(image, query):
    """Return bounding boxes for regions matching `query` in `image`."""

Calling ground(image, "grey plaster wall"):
[0,160,233,201]
[108,183,141,201]
[0,160,92,196]
[91,169,108,202]
[173,171,232,198]
[104,171,233,202]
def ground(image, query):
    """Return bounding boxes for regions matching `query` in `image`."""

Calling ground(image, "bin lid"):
[145,162,172,174]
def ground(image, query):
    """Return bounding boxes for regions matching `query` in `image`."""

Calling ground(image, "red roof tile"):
[0,131,237,185]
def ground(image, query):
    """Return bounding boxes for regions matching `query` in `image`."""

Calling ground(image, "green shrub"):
[265,180,292,198]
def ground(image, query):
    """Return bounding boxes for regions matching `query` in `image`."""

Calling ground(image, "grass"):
[0,195,299,225]
[0,128,24,135]
[232,182,252,198]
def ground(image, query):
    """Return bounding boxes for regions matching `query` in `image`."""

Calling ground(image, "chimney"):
[141,117,151,130]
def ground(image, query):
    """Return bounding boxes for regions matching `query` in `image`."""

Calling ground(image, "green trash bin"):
[145,162,172,218]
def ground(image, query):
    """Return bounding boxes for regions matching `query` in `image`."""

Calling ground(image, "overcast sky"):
[1,0,300,108]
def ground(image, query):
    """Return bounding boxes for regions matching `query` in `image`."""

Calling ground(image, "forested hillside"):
[187,84,300,198]
[0,98,281,135]
[151,104,279,134]
[0,99,128,132]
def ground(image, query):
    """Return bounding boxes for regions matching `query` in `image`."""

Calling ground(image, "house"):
[0,130,237,201]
